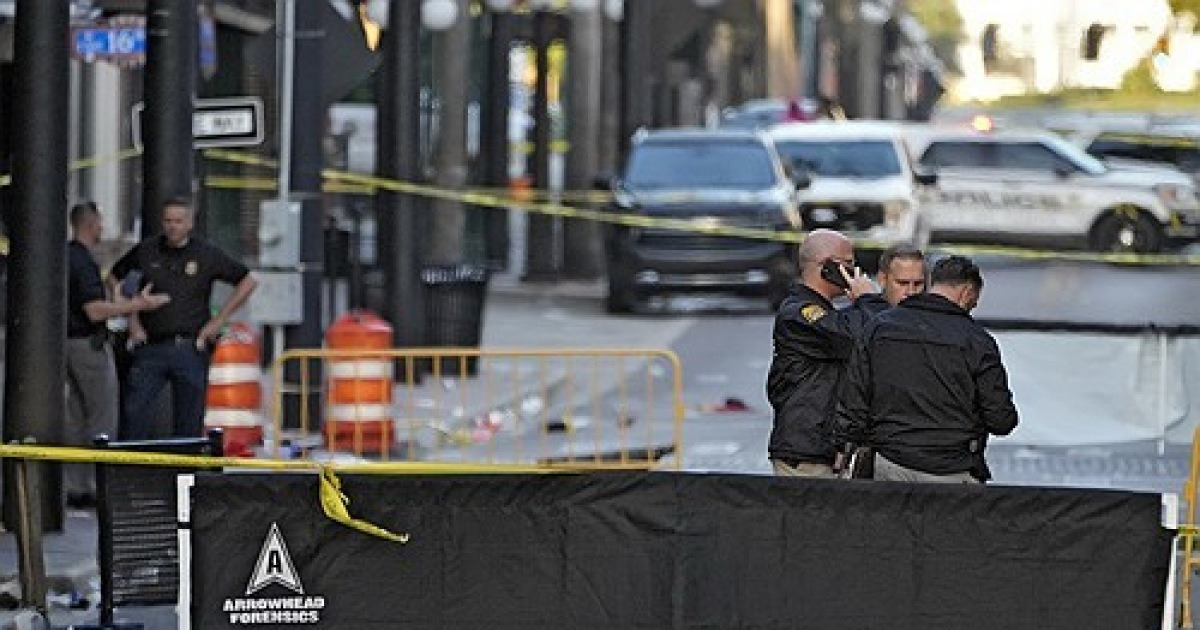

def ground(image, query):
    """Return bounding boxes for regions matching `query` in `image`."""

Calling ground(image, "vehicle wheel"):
[606,268,639,314]
[1089,208,1164,253]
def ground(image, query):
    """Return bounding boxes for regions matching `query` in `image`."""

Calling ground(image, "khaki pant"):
[771,459,837,478]
[65,337,119,497]
[873,453,981,484]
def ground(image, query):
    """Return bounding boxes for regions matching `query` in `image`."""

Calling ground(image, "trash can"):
[422,263,489,376]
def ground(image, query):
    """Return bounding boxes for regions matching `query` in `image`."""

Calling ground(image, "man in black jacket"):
[766,229,876,477]
[834,245,926,478]
[840,255,1018,483]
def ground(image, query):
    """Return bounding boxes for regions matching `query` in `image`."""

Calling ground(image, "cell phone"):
[820,260,850,289]
[120,270,144,299]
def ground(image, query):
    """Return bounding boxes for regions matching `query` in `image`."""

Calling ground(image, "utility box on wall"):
[258,199,301,268]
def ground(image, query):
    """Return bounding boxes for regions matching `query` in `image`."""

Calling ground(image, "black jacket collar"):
[791,282,835,309]
[854,293,890,314]
[898,292,971,317]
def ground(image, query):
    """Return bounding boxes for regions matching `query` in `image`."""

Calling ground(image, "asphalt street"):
[1,258,1197,627]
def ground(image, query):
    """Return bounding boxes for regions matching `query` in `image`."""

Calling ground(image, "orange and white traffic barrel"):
[204,322,263,456]
[324,310,394,453]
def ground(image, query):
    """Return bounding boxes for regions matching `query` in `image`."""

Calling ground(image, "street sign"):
[131,97,265,150]
[72,26,146,63]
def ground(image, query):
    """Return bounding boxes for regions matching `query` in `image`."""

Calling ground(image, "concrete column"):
[378,0,425,347]
[4,0,71,534]
[563,4,604,279]
[427,0,469,264]
[142,0,196,234]
[764,0,799,99]
[88,63,125,238]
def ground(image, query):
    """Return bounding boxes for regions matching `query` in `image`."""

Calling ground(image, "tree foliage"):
[1119,60,1163,94]
[1169,0,1200,26]
[906,0,966,73]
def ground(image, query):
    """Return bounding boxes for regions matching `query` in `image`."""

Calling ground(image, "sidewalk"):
[0,275,680,627]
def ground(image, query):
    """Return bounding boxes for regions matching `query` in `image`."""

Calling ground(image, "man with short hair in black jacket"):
[840,255,1018,483]
[766,229,877,477]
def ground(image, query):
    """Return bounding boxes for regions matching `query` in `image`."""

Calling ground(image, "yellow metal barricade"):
[1180,427,1200,627]
[269,348,685,470]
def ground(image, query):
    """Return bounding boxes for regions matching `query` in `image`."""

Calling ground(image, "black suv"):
[1078,129,1200,184]
[604,129,802,313]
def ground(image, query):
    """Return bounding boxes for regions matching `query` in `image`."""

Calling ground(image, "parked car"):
[603,128,802,313]
[903,125,1200,253]
[1072,128,1200,185]
[767,120,933,265]
[718,99,792,130]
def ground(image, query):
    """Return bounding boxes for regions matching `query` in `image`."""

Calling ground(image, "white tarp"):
[994,331,1200,446]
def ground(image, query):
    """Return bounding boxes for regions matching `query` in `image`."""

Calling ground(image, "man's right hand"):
[135,283,171,312]
[840,266,877,301]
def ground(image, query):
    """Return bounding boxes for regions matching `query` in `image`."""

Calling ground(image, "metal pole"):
[563,5,604,279]
[276,0,295,202]
[1159,333,1168,456]
[13,457,47,613]
[270,0,295,422]
[142,0,197,235]
[379,0,426,348]
[523,10,559,280]
[283,0,326,426]
[618,0,652,162]
[482,10,513,271]
[4,0,70,535]
[94,436,115,627]
[799,0,821,100]
[597,9,621,176]
[427,0,469,265]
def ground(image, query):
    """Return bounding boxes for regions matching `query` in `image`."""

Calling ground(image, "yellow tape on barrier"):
[319,467,410,543]
[0,443,561,474]
[0,443,566,542]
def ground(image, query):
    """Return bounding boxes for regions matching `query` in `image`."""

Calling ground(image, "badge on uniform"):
[800,304,826,323]
[185,261,198,276]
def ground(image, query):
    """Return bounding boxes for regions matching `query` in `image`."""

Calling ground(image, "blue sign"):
[73,27,146,58]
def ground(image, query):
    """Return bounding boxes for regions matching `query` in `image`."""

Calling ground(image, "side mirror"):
[1053,165,1073,179]
[792,168,813,190]
[913,169,938,186]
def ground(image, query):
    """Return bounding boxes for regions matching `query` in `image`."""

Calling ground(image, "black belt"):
[147,333,197,346]
[777,457,831,468]
[70,330,110,349]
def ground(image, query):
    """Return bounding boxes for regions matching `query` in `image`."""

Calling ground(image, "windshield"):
[1043,134,1107,175]
[774,140,903,178]
[623,140,779,190]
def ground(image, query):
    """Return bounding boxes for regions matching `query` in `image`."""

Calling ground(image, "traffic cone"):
[204,322,264,456]
[324,310,394,453]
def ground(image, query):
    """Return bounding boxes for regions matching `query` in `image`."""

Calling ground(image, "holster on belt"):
[89,329,110,351]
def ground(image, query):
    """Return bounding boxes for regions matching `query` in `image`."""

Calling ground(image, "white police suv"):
[768,121,933,257]
[904,125,1200,253]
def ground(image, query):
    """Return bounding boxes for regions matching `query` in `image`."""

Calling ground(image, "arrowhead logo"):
[246,522,304,596]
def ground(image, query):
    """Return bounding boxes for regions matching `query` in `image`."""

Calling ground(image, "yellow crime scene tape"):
[201,148,891,251]
[0,147,146,255]
[0,442,565,543]
[1,146,1198,265]
[202,148,1200,264]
